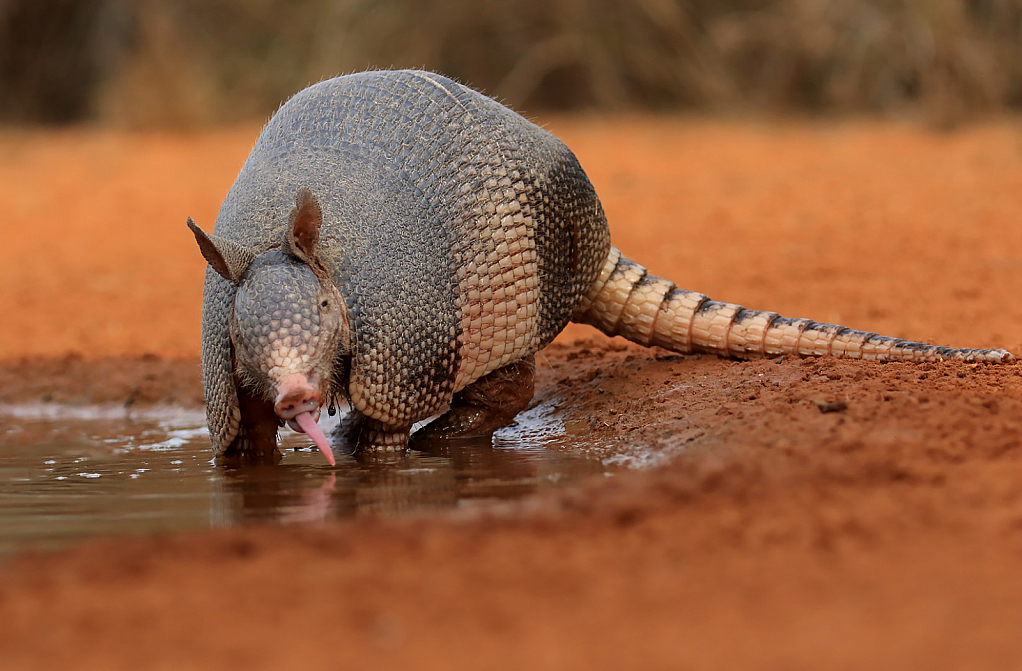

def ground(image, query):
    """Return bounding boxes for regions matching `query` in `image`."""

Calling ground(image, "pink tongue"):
[293,411,336,466]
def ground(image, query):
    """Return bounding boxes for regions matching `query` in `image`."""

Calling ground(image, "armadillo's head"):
[188,189,348,465]
[231,249,346,424]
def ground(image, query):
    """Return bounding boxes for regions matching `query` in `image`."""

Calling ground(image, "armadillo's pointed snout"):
[274,378,322,420]
[274,376,335,466]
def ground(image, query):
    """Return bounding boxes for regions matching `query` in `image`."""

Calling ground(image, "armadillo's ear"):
[286,188,323,266]
[187,218,255,284]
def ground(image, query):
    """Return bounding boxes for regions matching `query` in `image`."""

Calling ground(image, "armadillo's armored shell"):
[200,70,610,450]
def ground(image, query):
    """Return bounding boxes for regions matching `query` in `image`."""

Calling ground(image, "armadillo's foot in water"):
[325,411,410,458]
[413,356,536,444]
[356,418,411,456]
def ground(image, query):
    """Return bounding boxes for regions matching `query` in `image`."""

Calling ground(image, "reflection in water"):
[213,433,584,525]
[0,404,613,555]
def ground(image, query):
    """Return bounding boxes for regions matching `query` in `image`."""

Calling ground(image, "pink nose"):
[274,379,322,419]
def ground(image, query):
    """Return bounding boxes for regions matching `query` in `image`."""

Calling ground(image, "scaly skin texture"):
[191,69,1013,463]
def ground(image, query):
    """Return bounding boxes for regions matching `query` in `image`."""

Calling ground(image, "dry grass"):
[3,0,1022,125]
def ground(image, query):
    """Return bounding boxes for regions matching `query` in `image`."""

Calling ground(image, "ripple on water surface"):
[0,403,617,556]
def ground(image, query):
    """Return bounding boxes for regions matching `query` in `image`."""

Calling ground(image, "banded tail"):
[572,247,1014,363]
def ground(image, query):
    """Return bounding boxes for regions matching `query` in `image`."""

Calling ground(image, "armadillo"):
[188,69,1014,464]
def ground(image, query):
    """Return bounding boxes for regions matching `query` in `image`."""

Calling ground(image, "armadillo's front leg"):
[326,408,366,454]
[330,408,411,453]
[221,385,281,463]
[413,355,536,442]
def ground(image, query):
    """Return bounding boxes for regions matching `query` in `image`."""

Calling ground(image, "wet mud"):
[1,119,1021,669]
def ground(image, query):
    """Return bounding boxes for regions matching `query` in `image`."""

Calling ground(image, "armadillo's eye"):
[320,300,329,308]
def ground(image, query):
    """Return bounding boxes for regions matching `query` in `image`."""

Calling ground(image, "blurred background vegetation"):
[1,0,1020,127]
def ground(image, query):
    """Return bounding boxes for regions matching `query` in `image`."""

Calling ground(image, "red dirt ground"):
[1,118,1021,670]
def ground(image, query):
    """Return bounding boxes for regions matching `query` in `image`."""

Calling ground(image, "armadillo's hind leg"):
[412,355,536,443]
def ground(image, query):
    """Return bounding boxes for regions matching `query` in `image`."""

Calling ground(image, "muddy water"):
[0,403,614,556]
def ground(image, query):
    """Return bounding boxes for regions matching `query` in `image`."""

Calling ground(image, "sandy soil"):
[1,118,1021,669]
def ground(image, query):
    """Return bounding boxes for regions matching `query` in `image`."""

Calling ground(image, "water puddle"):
[0,402,618,556]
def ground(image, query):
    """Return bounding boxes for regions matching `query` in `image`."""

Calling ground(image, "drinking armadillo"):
[188,69,1014,464]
